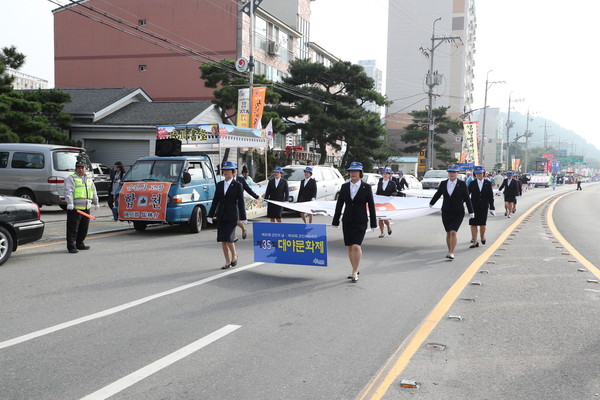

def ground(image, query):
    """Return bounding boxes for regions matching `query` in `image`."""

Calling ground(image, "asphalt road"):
[1,183,599,399]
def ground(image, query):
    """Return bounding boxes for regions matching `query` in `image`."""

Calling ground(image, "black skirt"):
[441,212,464,232]
[504,195,517,203]
[469,209,488,226]
[267,202,283,218]
[342,223,367,246]
[216,220,237,242]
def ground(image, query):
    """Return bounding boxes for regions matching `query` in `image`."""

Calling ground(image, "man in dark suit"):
[264,166,289,222]
[297,166,318,223]
[232,166,260,240]
[207,161,247,269]
[393,171,409,196]
[332,162,377,282]
[498,171,521,217]
[429,164,474,260]
[468,166,495,247]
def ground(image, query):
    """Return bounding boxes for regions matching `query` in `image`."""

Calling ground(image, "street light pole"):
[505,92,524,171]
[480,71,505,169]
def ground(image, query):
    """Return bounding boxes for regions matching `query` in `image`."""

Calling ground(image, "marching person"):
[332,162,377,283]
[232,165,260,240]
[429,164,474,260]
[393,171,409,196]
[241,165,255,185]
[64,161,99,253]
[264,166,289,223]
[107,161,126,210]
[498,171,521,217]
[297,166,317,224]
[376,168,397,238]
[468,166,495,248]
[207,161,247,269]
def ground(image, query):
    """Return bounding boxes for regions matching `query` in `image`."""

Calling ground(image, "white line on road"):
[80,324,241,400]
[0,263,263,351]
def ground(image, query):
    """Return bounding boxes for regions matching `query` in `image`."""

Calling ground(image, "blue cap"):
[221,161,237,170]
[347,162,363,171]
[397,171,404,175]
[304,166,313,174]
[381,168,393,174]
[273,166,283,173]
[474,166,484,174]
[506,171,514,177]
[447,164,460,172]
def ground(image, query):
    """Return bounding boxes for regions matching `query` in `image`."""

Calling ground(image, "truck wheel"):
[189,206,203,233]
[0,226,14,266]
[14,189,36,204]
[133,221,147,231]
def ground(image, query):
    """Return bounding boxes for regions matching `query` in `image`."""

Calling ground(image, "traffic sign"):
[235,57,249,72]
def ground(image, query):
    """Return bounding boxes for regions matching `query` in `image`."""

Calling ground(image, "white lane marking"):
[0,263,263,350]
[80,324,241,400]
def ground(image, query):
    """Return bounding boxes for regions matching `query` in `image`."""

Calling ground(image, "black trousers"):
[66,208,90,250]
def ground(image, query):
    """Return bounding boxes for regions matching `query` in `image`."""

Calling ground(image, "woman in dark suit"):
[468,166,495,248]
[498,171,521,217]
[332,162,377,282]
[429,164,474,260]
[264,166,289,223]
[207,161,247,269]
[297,166,317,224]
[375,168,397,238]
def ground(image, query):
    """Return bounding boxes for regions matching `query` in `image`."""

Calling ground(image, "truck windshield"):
[123,160,183,183]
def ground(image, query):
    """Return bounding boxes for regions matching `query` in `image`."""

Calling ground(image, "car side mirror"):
[182,172,192,185]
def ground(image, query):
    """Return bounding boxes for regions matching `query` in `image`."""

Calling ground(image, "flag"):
[251,87,267,129]
[237,88,250,128]
[265,119,274,149]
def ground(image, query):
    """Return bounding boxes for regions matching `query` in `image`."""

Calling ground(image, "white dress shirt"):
[274,178,280,188]
[477,178,484,192]
[382,179,389,191]
[350,180,361,200]
[224,178,233,194]
[447,179,457,196]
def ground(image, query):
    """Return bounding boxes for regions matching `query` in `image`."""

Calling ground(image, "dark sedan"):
[0,195,45,266]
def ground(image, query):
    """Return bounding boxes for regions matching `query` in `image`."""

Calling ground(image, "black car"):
[0,195,45,266]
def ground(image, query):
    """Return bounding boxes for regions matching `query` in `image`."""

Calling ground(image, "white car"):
[402,174,423,190]
[280,165,345,202]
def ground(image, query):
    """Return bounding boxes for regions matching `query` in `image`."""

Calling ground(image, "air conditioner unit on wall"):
[268,41,280,56]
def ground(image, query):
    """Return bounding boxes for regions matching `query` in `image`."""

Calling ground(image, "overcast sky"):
[2,0,599,150]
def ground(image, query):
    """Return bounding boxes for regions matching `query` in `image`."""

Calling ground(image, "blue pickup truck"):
[114,154,217,233]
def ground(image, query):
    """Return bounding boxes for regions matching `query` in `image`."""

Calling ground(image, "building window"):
[139,19,147,26]
[139,65,147,72]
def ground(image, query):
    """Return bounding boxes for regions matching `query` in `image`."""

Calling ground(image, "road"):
[1,183,599,399]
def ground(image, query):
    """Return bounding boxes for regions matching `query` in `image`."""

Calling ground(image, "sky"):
[2,0,600,151]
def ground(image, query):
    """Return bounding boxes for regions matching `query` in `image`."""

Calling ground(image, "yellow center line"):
[547,192,600,280]
[356,197,550,400]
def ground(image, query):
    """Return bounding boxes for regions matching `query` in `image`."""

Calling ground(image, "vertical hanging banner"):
[463,121,480,165]
[237,88,250,128]
[251,86,267,129]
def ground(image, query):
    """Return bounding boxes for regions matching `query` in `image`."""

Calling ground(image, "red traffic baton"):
[76,209,97,220]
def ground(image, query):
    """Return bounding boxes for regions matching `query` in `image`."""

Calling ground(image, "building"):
[358,60,384,117]
[385,0,476,168]
[472,107,504,170]
[6,68,49,90]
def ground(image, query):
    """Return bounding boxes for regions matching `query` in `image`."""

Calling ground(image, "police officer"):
[64,161,99,253]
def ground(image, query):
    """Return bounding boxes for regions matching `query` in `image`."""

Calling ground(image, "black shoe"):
[77,245,90,250]
[446,254,454,260]
[230,257,238,267]
[347,271,360,279]
[351,277,359,283]
[221,264,231,270]
[481,239,486,245]
[388,229,392,235]
[68,248,79,254]
[469,242,479,248]
[242,230,247,240]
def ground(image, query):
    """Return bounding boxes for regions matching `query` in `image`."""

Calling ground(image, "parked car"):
[279,165,345,202]
[402,173,423,190]
[0,195,45,266]
[345,173,382,192]
[0,143,93,208]
[421,169,448,189]
[92,163,111,197]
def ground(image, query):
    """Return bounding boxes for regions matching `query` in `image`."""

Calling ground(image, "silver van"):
[0,144,93,208]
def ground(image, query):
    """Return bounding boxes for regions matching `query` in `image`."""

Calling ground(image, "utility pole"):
[523,108,534,172]
[480,71,505,169]
[541,121,552,151]
[505,92,524,171]
[424,18,462,170]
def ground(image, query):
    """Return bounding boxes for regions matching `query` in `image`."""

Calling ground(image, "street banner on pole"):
[251,86,267,129]
[463,121,479,165]
[237,88,250,128]
[253,222,328,266]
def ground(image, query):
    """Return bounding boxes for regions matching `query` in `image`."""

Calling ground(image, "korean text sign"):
[253,222,328,266]
[118,182,171,221]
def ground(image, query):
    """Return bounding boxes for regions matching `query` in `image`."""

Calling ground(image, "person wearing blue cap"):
[376,168,397,238]
[468,166,495,248]
[332,162,377,282]
[429,164,474,260]
[498,171,521,217]
[297,166,317,223]
[232,165,260,240]
[264,166,289,222]
[393,171,409,196]
[207,161,247,269]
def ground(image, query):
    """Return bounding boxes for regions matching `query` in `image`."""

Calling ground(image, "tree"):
[400,107,462,167]
[271,59,390,170]
[0,47,75,144]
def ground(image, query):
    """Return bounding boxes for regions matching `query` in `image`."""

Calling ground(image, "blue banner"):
[253,222,328,266]
[458,162,475,170]
[552,161,560,173]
